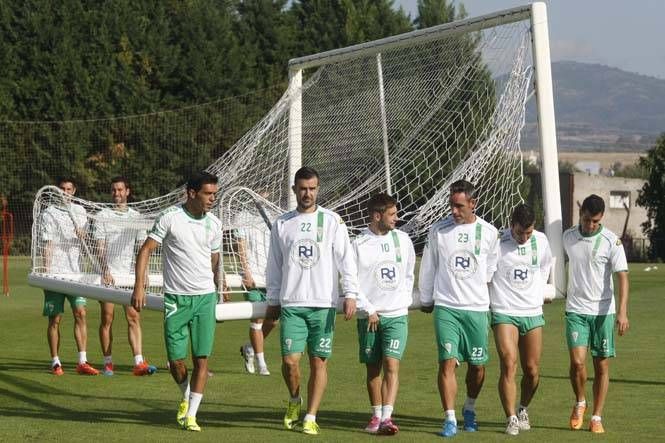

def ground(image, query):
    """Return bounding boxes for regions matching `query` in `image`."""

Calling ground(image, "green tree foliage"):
[636,133,665,260]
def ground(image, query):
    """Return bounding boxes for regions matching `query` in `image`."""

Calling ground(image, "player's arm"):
[419,228,437,313]
[132,238,159,311]
[615,271,629,335]
[333,218,358,320]
[236,236,255,289]
[95,238,114,286]
[265,220,282,320]
[43,240,53,272]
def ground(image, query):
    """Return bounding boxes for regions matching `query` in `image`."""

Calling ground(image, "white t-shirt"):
[266,206,358,308]
[490,229,552,316]
[419,215,499,311]
[41,204,87,274]
[148,204,222,296]
[563,225,628,315]
[94,207,147,276]
[352,227,416,318]
[234,211,271,288]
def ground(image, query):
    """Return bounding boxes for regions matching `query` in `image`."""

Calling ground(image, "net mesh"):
[29,17,535,302]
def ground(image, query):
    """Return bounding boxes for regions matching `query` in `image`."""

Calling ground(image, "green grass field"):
[1,257,663,441]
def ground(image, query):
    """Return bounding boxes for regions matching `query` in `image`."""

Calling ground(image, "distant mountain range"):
[523,61,665,151]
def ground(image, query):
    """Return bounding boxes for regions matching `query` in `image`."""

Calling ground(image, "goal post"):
[27,2,565,321]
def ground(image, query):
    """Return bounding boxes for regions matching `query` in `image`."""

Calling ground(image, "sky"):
[397,0,665,79]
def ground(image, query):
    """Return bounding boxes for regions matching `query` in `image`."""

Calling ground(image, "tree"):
[636,133,665,260]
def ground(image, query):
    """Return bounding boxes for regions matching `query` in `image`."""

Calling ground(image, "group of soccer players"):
[42,166,629,437]
[42,176,157,378]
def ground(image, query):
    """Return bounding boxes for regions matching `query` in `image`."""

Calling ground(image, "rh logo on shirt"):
[291,239,320,269]
[448,250,478,280]
[374,261,399,290]
[506,265,534,289]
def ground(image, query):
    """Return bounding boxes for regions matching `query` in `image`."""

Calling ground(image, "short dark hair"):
[111,176,130,189]
[510,203,535,228]
[294,166,320,184]
[367,193,398,215]
[581,194,605,216]
[57,176,77,188]
[449,179,477,200]
[186,171,218,192]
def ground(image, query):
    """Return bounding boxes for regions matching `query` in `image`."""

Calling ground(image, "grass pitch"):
[0,257,663,441]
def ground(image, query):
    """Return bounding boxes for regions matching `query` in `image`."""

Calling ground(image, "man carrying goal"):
[94,176,156,376]
[489,204,552,435]
[352,193,415,435]
[42,177,99,376]
[132,172,222,432]
[266,166,358,436]
[563,194,629,434]
[419,179,499,438]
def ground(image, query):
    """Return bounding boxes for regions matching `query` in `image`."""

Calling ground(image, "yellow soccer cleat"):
[183,416,201,432]
[284,398,302,430]
[589,419,605,434]
[302,420,320,435]
[177,400,189,426]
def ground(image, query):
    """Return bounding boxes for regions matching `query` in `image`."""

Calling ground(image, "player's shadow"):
[541,374,665,386]
[0,357,54,373]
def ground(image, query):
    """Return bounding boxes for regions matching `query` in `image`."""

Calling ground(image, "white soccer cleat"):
[505,416,519,435]
[258,366,270,376]
[240,343,255,374]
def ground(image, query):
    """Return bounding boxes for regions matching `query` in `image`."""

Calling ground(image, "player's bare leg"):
[494,324,519,417]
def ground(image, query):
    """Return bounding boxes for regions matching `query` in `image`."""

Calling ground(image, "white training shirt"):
[352,227,416,318]
[563,225,628,315]
[234,211,271,288]
[148,204,222,295]
[266,206,358,308]
[419,215,499,311]
[41,204,87,274]
[94,207,147,276]
[490,229,553,316]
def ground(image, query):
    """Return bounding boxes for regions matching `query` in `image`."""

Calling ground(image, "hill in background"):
[523,61,665,151]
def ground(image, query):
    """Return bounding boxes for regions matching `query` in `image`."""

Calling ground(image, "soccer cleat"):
[51,364,64,376]
[589,419,605,434]
[505,416,519,436]
[462,408,478,432]
[103,362,114,376]
[517,408,530,430]
[378,418,399,435]
[302,420,320,435]
[258,366,270,376]
[183,416,201,432]
[569,403,586,430]
[76,362,100,375]
[283,398,302,430]
[240,343,255,374]
[364,416,381,434]
[133,361,157,376]
[177,400,189,425]
[440,420,457,437]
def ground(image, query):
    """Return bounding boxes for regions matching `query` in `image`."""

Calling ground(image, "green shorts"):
[565,312,615,358]
[491,313,545,336]
[164,292,217,361]
[43,290,86,316]
[434,306,489,365]
[280,307,336,358]
[244,288,266,303]
[357,315,408,364]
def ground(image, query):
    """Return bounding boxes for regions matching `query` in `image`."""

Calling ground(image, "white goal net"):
[29,4,563,318]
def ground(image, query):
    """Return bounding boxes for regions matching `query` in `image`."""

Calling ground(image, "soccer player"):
[352,193,415,435]
[236,193,277,376]
[563,194,629,434]
[489,204,552,435]
[419,179,499,438]
[265,166,358,436]
[132,172,222,432]
[42,177,99,375]
[95,176,156,376]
